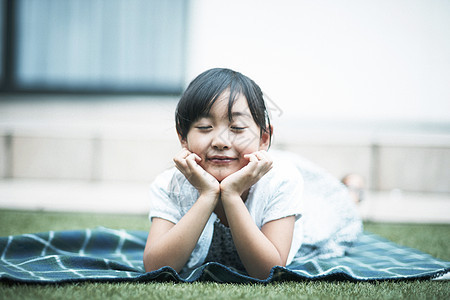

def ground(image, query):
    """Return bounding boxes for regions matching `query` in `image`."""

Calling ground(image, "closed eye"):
[196,126,212,130]
[231,126,246,131]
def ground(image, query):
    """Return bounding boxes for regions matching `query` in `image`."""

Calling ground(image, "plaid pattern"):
[0,227,448,283]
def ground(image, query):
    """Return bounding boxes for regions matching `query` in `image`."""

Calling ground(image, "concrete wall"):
[0,132,7,178]
[376,145,450,193]
[277,142,450,193]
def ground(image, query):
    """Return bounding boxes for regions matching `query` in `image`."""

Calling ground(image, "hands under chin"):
[173,148,220,197]
[220,150,273,200]
[174,148,273,200]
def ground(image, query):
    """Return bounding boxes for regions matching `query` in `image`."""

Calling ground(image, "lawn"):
[0,209,449,299]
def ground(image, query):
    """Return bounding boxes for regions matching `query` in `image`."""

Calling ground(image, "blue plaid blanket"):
[0,227,448,283]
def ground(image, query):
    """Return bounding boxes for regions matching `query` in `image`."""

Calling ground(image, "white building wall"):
[186,0,450,124]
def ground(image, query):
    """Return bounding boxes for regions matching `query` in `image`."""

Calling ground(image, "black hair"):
[175,68,272,145]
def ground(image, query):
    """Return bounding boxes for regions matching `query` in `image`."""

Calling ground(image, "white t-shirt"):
[148,152,304,271]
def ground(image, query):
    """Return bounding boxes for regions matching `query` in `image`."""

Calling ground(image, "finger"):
[254,151,266,161]
[255,150,273,165]
[185,156,212,182]
[173,156,187,169]
[254,151,273,167]
[174,163,186,175]
[245,153,258,163]
[185,154,201,172]
[193,153,202,162]
[249,152,273,178]
[173,148,191,164]
[186,153,195,159]
[173,149,193,173]
[186,153,200,163]
[174,161,192,179]
[255,150,270,160]
[178,148,192,159]
[240,155,259,174]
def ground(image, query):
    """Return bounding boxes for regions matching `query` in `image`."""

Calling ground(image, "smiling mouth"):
[207,156,238,164]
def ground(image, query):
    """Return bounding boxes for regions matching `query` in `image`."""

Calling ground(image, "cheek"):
[233,134,262,153]
[186,135,209,154]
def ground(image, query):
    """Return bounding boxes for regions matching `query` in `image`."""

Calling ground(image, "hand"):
[220,150,273,199]
[173,148,220,197]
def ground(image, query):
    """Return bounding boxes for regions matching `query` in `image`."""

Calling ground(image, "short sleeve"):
[148,168,182,224]
[147,168,215,271]
[261,165,304,226]
[247,159,304,265]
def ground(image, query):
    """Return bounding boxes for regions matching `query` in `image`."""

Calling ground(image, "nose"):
[211,128,232,150]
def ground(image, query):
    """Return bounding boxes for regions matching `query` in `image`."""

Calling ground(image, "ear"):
[259,125,273,150]
[178,132,189,149]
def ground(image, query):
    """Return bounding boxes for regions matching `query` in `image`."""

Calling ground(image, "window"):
[0,0,5,83]
[1,0,188,94]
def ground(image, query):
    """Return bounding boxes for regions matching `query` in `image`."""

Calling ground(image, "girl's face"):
[180,92,271,182]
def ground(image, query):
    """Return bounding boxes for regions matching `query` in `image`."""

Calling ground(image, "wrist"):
[220,189,242,203]
[199,187,220,199]
[196,191,220,211]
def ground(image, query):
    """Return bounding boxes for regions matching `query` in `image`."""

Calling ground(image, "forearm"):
[222,194,284,279]
[144,193,218,272]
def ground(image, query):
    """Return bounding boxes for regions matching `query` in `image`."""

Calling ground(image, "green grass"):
[0,209,150,236]
[0,209,449,299]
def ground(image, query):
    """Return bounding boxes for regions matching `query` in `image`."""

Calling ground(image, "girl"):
[143,68,361,279]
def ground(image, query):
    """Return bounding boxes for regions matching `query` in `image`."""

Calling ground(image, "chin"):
[212,174,229,182]
[209,170,235,182]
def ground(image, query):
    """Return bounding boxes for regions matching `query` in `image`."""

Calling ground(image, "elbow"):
[252,272,271,280]
[249,266,274,280]
[144,258,168,274]
[248,259,284,280]
[143,248,183,273]
[144,263,161,273]
[143,249,163,273]
[143,251,157,273]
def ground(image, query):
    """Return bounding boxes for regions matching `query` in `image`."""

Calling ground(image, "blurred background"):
[0,0,449,222]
